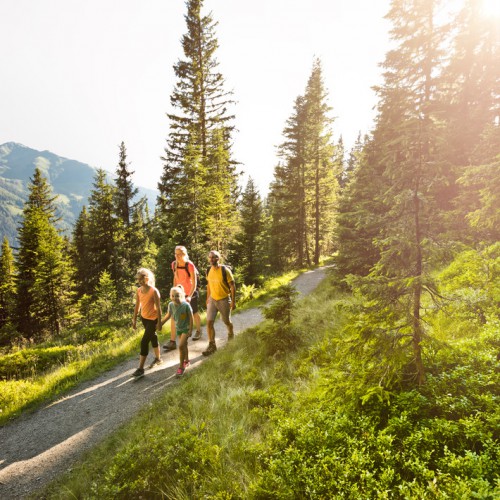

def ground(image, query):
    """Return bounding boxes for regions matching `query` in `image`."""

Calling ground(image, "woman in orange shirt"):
[131,268,162,377]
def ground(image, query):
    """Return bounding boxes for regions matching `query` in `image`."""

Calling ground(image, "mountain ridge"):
[0,142,157,245]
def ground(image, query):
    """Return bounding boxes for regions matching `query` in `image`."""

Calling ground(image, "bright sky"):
[0,0,392,194]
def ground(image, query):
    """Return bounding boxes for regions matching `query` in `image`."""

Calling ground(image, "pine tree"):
[86,169,124,295]
[114,141,138,228]
[15,168,74,340]
[345,0,447,386]
[232,177,266,284]
[303,59,338,264]
[113,142,144,292]
[0,237,16,332]
[156,0,239,265]
[72,206,92,296]
[31,228,75,337]
[269,59,338,268]
[269,95,307,269]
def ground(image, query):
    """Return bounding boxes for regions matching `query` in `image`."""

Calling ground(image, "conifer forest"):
[0,0,499,497]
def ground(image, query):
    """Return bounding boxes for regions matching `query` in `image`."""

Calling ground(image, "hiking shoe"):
[132,368,144,377]
[176,367,185,378]
[228,333,235,341]
[202,342,217,356]
[148,357,163,369]
[163,340,177,351]
[183,359,190,369]
[192,330,202,341]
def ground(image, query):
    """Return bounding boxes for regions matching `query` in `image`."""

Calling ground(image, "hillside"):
[0,142,157,244]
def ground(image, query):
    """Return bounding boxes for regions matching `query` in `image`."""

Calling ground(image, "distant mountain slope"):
[0,142,157,245]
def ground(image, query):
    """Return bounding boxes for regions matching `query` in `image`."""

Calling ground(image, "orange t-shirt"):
[172,260,196,296]
[137,286,158,320]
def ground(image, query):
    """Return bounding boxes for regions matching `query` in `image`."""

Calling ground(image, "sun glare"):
[480,0,500,18]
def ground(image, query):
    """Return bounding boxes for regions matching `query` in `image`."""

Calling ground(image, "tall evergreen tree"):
[156,0,239,265]
[72,206,92,296]
[114,141,138,228]
[86,169,124,295]
[303,59,338,264]
[15,168,74,340]
[232,177,266,284]
[269,59,338,268]
[31,229,75,337]
[0,237,16,332]
[345,0,447,386]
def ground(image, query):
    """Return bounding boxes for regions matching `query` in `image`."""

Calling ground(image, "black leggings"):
[140,317,159,356]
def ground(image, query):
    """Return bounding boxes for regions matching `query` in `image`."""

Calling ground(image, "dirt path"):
[0,267,328,499]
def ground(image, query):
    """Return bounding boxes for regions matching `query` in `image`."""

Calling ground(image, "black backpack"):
[172,260,200,289]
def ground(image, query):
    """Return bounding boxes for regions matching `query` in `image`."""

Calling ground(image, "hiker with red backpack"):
[163,245,202,351]
[203,250,236,356]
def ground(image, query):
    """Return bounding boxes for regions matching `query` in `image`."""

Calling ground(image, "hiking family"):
[131,247,236,378]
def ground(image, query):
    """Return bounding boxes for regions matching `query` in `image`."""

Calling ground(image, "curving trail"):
[0,267,328,499]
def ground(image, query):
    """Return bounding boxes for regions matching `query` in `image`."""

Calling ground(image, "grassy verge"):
[0,324,142,424]
[42,272,499,499]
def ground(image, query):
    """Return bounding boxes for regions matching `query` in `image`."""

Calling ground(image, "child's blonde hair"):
[136,268,155,288]
[170,285,185,300]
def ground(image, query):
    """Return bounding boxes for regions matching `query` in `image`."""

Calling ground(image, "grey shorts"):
[206,296,232,324]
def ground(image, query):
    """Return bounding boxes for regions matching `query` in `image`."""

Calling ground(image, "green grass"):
[0,271,302,426]
[41,272,500,499]
[0,324,142,424]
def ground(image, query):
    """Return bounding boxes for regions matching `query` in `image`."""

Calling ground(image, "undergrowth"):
[33,267,500,498]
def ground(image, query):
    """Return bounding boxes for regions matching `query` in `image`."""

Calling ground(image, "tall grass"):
[0,324,142,424]
[43,272,500,499]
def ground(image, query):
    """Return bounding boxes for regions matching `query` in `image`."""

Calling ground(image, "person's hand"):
[132,319,137,330]
[231,302,236,311]
[186,296,191,302]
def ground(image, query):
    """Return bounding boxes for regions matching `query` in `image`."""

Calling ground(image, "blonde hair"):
[170,285,185,300]
[136,268,155,288]
[175,245,189,260]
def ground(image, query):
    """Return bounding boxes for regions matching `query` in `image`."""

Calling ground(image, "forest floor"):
[0,267,328,499]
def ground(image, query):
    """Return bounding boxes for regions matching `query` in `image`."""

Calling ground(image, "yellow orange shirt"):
[137,286,159,320]
[207,266,234,301]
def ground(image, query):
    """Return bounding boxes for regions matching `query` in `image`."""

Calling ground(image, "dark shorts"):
[188,290,199,314]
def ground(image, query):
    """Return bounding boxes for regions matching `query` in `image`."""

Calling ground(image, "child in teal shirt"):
[161,285,193,377]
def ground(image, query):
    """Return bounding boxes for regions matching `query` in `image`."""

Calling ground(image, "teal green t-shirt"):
[168,301,192,334]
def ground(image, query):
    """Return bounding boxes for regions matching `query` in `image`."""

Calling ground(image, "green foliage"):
[268,58,338,269]
[436,243,500,324]
[0,345,78,380]
[156,0,239,262]
[92,271,118,322]
[0,320,141,423]
[0,237,16,334]
[261,283,301,355]
[231,177,267,285]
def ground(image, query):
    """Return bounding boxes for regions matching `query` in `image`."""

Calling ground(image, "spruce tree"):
[114,141,138,228]
[269,59,338,268]
[157,0,238,265]
[232,177,266,284]
[86,169,124,295]
[72,206,92,296]
[0,237,16,333]
[31,228,75,337]
[15,168,74,340]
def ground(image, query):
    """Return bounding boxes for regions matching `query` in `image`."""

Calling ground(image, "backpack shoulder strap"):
[221,265,229,288]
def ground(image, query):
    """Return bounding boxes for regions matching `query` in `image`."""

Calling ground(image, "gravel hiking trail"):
[0,267,328,499]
